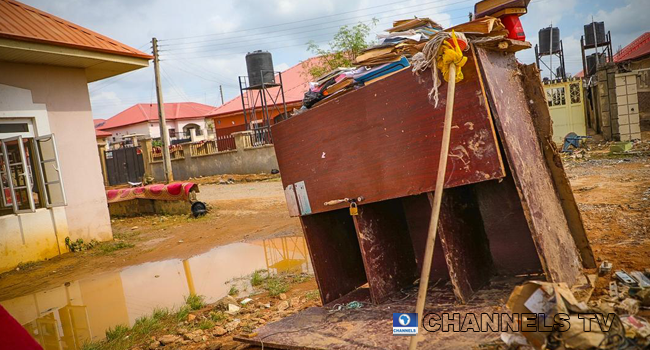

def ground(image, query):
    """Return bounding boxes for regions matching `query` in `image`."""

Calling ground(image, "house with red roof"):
[204,58,316,136]
[0,0,151,272]
[99,102,216,144]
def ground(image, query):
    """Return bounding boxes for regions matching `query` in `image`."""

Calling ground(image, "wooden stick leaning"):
[408,63,457,350]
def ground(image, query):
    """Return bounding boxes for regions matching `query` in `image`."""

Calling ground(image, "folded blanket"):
[106,182,198,204]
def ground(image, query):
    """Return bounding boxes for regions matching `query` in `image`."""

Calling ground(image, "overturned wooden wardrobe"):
[272,46,594,306]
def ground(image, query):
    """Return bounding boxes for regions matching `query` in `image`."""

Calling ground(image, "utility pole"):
[152,37,174,182]
[219,85,224,105]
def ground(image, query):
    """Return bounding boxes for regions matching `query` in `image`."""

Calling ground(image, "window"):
[545,87,566,107]
[169,129,176,138]
[0,123,29,133]
[0,134,66,216]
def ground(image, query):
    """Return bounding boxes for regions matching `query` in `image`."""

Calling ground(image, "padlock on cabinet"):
[349,202,358,216]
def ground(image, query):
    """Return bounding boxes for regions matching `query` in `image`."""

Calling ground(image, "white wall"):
[0,62,112,246]
[104,118,208,143]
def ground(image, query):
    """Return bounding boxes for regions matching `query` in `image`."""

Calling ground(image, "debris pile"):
[300,17,441,110]
[298,15,525,112]
[505,269,650,349]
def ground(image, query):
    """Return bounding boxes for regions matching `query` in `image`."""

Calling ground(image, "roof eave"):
[0,37,150,82]
[206,100,303,119]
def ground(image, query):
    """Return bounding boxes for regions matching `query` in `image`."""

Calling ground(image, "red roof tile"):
[0,0,152,59]
[574,32,650,78]
[206,57,319,118]
[99,103,215,130]
[95,129,111,138]
[613,32,650,62]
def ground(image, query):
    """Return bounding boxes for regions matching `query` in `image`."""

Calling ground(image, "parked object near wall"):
[106,182,201,217]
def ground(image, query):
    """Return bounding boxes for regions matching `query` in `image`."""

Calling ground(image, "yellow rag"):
[436,31,467,83]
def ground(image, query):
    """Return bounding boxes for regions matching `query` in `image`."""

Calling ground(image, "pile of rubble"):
[503,267,650,349]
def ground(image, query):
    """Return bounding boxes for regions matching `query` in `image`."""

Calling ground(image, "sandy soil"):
[0,179,301,300]
[563,145,650,297]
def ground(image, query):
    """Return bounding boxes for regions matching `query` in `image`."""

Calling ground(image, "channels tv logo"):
[393,313,418,335]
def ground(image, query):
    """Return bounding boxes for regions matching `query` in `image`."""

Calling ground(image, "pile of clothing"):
[299,17,442,110]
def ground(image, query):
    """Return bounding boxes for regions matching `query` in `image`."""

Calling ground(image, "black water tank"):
[584,22,606,46]
[586,53,606,76]
[246,50,275,88]
[539,27,561,54]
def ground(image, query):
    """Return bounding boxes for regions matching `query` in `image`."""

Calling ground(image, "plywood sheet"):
[519,64,596,269]
[352,199,418,303]
[435,186,493,303]
[272,52,505,216]
[300,210,368,304]
[475,48,583,286]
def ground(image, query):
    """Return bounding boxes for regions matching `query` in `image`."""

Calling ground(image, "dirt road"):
[0,179,301,300]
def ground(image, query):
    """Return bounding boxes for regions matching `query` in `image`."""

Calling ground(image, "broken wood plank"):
[352,199,418,304]
[272,51,505,217]
[519,64,597,269]
[401,194,449,280]
[301,209,368,304]
[433,186,494,303]
[474,174,543,275]
[476,48,583,286]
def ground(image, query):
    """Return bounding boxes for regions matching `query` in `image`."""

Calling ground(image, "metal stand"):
[238,71,288,146]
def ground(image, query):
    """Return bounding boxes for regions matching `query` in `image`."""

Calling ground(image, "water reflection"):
[0,235,311,349]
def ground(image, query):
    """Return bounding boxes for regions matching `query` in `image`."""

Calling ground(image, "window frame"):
[34,134,67,208]
[0,135,36,213]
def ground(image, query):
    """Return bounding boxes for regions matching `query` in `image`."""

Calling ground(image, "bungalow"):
[98,102,216,146]
[204,58,317,136]
[0,0,151,272]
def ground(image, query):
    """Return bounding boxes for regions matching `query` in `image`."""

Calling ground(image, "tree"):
[302,19,378,80]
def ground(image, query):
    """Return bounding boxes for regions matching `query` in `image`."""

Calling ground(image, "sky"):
[20,0,650,120]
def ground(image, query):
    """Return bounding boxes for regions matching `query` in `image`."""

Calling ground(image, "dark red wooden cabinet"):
[271,48,585,305]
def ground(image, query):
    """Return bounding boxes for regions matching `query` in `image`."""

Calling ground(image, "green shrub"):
[184,294,205,310]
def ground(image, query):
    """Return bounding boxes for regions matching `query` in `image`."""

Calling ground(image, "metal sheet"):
[284,184,300,217]
[295,181,312,215]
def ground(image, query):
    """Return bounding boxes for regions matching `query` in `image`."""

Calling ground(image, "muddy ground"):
[1,143,649,349]
[0,175,302,300]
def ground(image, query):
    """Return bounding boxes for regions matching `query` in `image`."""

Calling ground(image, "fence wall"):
[142,131,279,181]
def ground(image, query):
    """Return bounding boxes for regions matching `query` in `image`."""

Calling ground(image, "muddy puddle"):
[0,235,311,349]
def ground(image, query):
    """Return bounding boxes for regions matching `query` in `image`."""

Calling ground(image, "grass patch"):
[291,274,310,284]
[250,269,268,286]
[176,305,191,322]
[198,319,215,330]
[185,294,205,310]
[209,311,227,323]
[105,324,129,342]
[15,261,39,270]
[228,285,239,296]
[305,290,320,301]
[98,241,134,254]
[264,276,289,297]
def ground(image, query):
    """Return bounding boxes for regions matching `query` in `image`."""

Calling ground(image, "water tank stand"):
[238,71,288,144]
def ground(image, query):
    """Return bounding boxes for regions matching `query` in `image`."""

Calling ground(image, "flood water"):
[0,235,311,349]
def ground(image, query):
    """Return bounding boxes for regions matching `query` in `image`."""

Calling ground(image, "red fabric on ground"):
[0,305,42,350]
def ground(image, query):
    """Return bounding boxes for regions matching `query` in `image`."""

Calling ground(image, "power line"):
[161,0,473,49]
[160,0,473,42]
[162,12,473,61]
